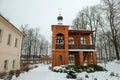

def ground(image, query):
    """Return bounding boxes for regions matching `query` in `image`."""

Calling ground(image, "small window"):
[0,29,3,42]
[15,38,18,47]
[69,37,74,45]
[80,37,86,45]
[4,60,8,70]
[7,34,12,45]
[12,60,15,68]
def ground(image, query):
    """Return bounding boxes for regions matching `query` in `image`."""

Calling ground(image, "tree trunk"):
[104,43,108,61]
[114,40,120,60]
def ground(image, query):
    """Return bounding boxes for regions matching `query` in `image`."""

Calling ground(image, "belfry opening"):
[51,14,97,67]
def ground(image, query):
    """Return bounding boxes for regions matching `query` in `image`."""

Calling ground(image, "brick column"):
[74,54,79,65]
[86,53,90,65]
[85,35,90,45]
[79,51,83,66]
[90,53,93,64]
[52,51,55,67]
[64,51,69,65]
[93,52,97,64]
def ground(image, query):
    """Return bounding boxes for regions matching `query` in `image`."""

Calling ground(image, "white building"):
[0,15,23,72]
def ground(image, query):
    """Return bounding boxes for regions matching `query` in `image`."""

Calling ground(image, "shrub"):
[115,60,120,64]
[15,70,21,77]
[94,78,97,80]
[88,64,107,71]
[49,66,52,70]
[9,70,15,76]
[86,67,94,73]
[0,72,7,79]
[115,73,119,77]
[79,69,82,72]
[22,66,30,72]
[8,70,15,79]
[34,65,38,68]
[110,72,115,76]
[53,66,60,72]
[53,64,106,73]
[53,65,67,73]
[77,77,84,80]
[85,74,89,78]
[21,63,29,68]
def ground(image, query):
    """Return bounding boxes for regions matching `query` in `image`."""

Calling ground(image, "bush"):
[94,78,97,80]
[110,72,115,76]
[53,66,60,72]
[115,60,120,64]
[85,74,89,78]
[88,64,107,71]
[115,73,119,77]
[86,67,94,73]
[53,65,67,73]
[0,72,7,79]
[53,64,106,73]
[15,70,21,77]
[34,65,38,68]
[49,66,52,70]
[9,70,15,76]
[22,66,30,72]
[8,70,15,79]
[21,63,29,68]
[77,77,84,80]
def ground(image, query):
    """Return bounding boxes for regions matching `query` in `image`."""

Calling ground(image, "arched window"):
[69,37,74,45]
[80,37,86,45]
[58,55,62,61]
[56,33,64,44]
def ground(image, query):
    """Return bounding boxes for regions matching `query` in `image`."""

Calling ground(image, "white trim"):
[69,49,96,51]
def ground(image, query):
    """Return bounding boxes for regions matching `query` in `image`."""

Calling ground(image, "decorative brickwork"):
[51,25,97,67]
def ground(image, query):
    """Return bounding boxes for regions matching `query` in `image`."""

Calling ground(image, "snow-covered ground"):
[10,60,120,80]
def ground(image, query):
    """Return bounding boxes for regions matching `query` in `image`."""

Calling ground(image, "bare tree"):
[32,28,40,62]
[44,40,49,54]
[101,0,120,60]
[20,25,49,63]
[39,35,45,56]
[72,6,101,47]
[72,17,80,30]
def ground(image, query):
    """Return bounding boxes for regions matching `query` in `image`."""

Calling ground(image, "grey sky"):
[0,0,100,40]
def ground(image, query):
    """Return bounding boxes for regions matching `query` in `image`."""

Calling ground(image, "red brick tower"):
[51,25,69,67]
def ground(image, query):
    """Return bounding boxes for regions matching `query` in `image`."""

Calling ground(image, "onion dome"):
[57,15,63,21]
[57,14,63,25]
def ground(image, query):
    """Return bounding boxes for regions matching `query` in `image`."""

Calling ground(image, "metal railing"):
[69,44,95,49]
[56,44,95,49]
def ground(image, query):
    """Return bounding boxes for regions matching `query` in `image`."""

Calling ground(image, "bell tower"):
[51,9,97,68]
[51,10,69,67]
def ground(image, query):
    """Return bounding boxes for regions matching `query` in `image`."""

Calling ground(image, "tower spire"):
[57,8,63,25]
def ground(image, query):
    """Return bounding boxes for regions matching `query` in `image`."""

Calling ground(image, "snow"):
[11,60,120,80]
[12,64,67,80]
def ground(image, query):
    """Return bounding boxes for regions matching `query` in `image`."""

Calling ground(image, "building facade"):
[51,15,97,67]
[0,15,23,72]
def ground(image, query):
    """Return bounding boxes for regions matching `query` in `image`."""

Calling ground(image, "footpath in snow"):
[12,64,67,80]
[11,61,120,80]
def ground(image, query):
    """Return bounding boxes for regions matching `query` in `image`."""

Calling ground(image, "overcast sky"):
[0,0,100,40]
